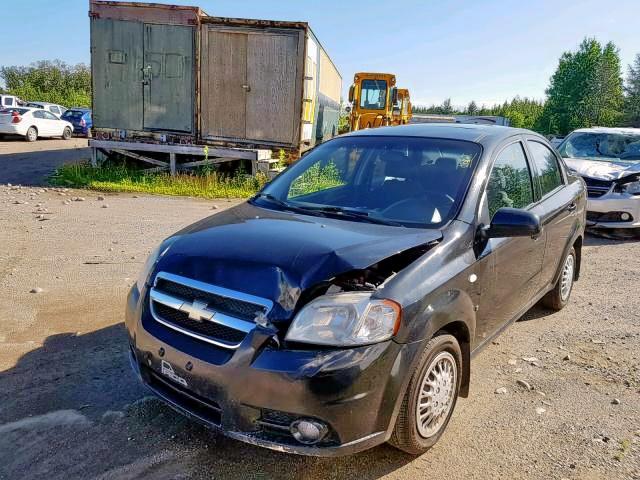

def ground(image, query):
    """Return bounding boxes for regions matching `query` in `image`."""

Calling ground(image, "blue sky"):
[2,0,639,107]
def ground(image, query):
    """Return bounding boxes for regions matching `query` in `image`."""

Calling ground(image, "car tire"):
[542,247,576,311]
[388,334,462,455]
[25,127,38,142]
[62,127,72,140]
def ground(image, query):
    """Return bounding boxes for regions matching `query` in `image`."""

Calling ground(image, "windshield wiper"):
[301,205,403,226]
[252,193,317,215]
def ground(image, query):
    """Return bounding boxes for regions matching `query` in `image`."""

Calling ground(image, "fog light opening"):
[289,419,328,445]
[620,212,631,221]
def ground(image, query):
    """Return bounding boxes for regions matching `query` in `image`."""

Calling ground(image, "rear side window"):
[5,97,13,106]
[63,110,84,119]
[33,110,46,119]
[527,141,563,197]
[487,142,534,218]
[42,111,58,120]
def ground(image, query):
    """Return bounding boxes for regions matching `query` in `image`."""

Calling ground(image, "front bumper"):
[125,285,420,456]
[586,193,640,229]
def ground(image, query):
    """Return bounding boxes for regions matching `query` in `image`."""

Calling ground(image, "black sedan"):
[126,124,586,456]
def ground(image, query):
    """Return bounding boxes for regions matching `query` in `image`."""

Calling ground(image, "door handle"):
[241,84,251,92]
[566,203,577,212]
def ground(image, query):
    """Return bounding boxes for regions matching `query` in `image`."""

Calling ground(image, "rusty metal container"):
[89,1,341,154]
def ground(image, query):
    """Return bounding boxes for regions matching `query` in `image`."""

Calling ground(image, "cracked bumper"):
[125,285,420,456]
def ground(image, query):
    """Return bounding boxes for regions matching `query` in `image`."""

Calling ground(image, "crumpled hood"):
[564,157,640,181]
[153,202,441,319]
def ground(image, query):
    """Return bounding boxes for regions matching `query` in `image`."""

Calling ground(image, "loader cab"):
[348,72,397,131]
[392,88,412,126]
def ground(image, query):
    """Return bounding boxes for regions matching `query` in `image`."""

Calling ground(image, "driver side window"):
[487,142,534,218]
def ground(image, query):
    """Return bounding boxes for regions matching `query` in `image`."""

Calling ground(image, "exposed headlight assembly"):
[285,292,401,347]
[621,179,640,195]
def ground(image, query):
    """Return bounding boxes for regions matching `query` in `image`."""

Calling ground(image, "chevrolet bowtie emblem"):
[180,299,215,322]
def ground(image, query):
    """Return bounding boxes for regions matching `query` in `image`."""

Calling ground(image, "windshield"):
[62,110,85,119]
[558,131,640,162]
[359,79,388,110]
[255,136,482,228]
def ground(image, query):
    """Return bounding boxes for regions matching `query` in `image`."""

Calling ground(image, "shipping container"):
[89,1,341,156]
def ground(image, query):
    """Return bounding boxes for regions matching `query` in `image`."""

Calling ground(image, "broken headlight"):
[285,292,401,347]
[621,180,640,195]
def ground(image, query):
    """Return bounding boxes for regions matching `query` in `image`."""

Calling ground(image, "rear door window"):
[33,110,46,119]
[487,142,535,218]
[527,141,564,197]
[42,111,59,120]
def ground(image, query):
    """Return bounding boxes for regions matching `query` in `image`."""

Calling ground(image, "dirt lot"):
[0,183,638,480]
[0,138,90,185]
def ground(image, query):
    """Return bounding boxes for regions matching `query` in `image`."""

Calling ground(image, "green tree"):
[624,53,640,127]
[0,59,91,107]
[466,100,478,115]
[539,38,624,135]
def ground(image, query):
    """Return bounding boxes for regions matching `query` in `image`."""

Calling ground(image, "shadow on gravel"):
[0,147,90,186]
[0,325,415,479]
[584,229,640,245]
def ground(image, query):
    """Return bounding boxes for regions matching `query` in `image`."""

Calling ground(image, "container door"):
[143,23,193,133]
[245,33,299,144]
[202,30,248,139]
[91,18,144,131]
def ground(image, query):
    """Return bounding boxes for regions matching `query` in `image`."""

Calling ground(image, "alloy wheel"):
[416,351,457,438]
[560,253,575,301]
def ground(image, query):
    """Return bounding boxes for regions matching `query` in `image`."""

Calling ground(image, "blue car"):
[60,108,92,137]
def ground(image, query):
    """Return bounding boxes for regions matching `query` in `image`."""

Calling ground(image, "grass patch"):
[51,162,268,199]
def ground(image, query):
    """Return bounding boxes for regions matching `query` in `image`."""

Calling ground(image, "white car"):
[0,107,74,142]
[558,127,640,229]
[25,102,67,117]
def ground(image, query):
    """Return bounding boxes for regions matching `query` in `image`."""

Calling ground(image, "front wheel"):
[62,127,72,140]
[388,334,462,455]
[542,247,576,310]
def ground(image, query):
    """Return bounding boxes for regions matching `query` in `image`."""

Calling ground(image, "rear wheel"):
[542,247,576,310]
[389,334,462,455]
[62,127,72,140]
[25,127,38,142]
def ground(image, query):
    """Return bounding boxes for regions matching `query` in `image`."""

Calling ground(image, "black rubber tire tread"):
[388,333,462,455]
[62,127,72,140]
[542,247,576,311]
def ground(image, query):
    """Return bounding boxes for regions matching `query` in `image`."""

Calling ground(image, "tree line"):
[415,38,640,135]
[0,60,91,108]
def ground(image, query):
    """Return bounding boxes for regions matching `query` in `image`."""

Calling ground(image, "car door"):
[31,110,52,136]
[524,138,576,288]
[42,110,63,136]
[475,139,546,339]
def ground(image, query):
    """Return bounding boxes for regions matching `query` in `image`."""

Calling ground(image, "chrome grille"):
[583,177,613,198]
[149,272,273,349]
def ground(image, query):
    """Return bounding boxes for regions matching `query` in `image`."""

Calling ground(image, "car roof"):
[569,126,640,135]
[66,107,91,112]
[342,123,539,146]
[27,101,61,107]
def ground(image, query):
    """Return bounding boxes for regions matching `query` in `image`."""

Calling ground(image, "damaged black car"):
[125,124,586,456]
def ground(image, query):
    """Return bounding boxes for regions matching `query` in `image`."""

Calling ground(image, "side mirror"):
[482,208,541,239]
[348,84,355,103]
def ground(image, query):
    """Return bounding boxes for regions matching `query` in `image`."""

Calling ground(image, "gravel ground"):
[0,138,89,185]
[0,184,638,480]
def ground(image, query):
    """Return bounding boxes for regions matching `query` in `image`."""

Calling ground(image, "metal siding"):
[201,29,247,139]
[319,49,341,103]
[245,32,299,144]
[91,18,144,130]
[143,24,194,132]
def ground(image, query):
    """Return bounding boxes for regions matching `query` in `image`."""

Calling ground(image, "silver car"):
[558,127,640,230]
